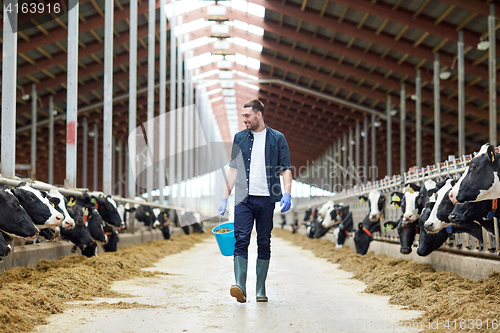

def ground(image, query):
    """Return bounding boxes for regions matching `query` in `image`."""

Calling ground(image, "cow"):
[303,207,319,238]
[354,190,385,254]
[358,190,385,222]
[0,232,12,260]
[333,205,353,247]
[157,209,171,240]
[135,205,157,229]
[309,201,338,239]
[82,206,107,245]
[449,144,500,204]
[103,225,120,252]
[172,210,190,235]
[12,182,64,229]
[0,187,39,239]
[59,220,97,257]
[448,199,497,235]
[86,192,124,228]
[48,189,75,229]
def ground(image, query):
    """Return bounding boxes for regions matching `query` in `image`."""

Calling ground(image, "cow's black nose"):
[400,248,411,254]
[448,214,458,223]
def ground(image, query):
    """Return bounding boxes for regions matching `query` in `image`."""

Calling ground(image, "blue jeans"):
[234,195,275,260]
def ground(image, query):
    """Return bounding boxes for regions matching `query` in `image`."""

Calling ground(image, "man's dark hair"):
[243,99,265,116]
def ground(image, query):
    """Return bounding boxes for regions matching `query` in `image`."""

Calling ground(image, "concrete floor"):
[34,234,423,333]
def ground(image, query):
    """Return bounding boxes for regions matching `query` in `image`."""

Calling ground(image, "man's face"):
[241,108,260,131]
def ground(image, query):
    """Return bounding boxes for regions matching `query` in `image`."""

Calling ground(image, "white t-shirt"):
[249,128,270,196]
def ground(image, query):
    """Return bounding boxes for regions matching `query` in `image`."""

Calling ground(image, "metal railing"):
[295,146,500,259]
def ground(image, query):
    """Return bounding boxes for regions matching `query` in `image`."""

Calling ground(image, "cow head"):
[450,144,500,203]
[402,183,423,223]
[354,222,373,255]
[12,183,64,228]
[136,205,157,227]
[303,208,318,222]
[83,206,107,244]
[88,193,124,228]
[48,190,75,229]
[384,218,418,255]
[424,179,456,233]
[0,188,39,239]
[366,190,385,222]
[0,232,12,260]
[448,199,494,226]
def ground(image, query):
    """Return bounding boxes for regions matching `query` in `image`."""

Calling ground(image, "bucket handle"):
[217,211,233,228]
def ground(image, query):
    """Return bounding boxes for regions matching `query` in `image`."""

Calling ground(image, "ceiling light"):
[360,131,365,137]
[410,94,417,101]
[477,40,490,51]
[439,71,451,80]
[21,94,30,101]
[390,109,398,116]
[373,121,381,128]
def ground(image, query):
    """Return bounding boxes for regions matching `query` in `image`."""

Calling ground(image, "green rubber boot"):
[230,256,247,303]
[256,259,270,302]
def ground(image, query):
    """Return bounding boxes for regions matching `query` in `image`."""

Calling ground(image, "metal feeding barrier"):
[296,146,500,259]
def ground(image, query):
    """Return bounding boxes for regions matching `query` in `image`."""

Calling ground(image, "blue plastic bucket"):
[212,222,236,256]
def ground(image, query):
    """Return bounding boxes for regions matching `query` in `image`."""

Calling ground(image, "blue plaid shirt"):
[229,125,292,204]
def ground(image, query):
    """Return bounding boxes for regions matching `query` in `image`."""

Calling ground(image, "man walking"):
[218,99,292,303]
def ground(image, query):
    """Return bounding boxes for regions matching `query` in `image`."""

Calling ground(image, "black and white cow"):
[157,209,171,240]
[48,189,75,229]
[448,199,497,236]
[82,206,107,244]
[59,219,97,257]
[386,180,438,254]
[449,144,500,203]
[0,232,12,260]
[303,207,319,238]
[0,187,39,239]
[135,205,157,229]
[87,192,124,228]
[12,182,64,229]
[333,205,353,247]
[354,190,385,255]
[358,190,386,222]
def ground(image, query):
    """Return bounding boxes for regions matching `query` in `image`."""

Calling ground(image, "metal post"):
[118,140,123,197]
[128,0,138,200]
[400,83,406,175]
[159,0,167,204]
[93,123,99,191]
[434,53,441,164]
[416,69,422,168]
[355,121,360,185]
[66,0,79,188]
[343,132,347,190]
[348,127,353,188]
[82,117,88,188]
[489,4,497,146]
[177,15,183,206]
[386,95,392,177]
[147,0,155,202]
[363,116,368,184]
[103,0,114,194]
[48,96,54,184]
[189,50,194,181]
[112,135,116,194]
[31,84,37,179]
[1,0,18,179]
[371,114,376,182]
[169,0,177,206]
[458,31,465,156]
[184,34,190,199]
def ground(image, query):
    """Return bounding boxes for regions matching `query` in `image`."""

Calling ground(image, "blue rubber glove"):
[280,193,291,213]
[218,198,228,216]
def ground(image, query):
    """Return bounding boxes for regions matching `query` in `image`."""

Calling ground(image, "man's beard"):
[246,121,259,131]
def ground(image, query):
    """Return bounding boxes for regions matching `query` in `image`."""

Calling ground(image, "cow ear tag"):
[359,198,365,203]
[145,211,150,216]
[68,197,76,207]
[391,193,401,202]
[491,151,495,162]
